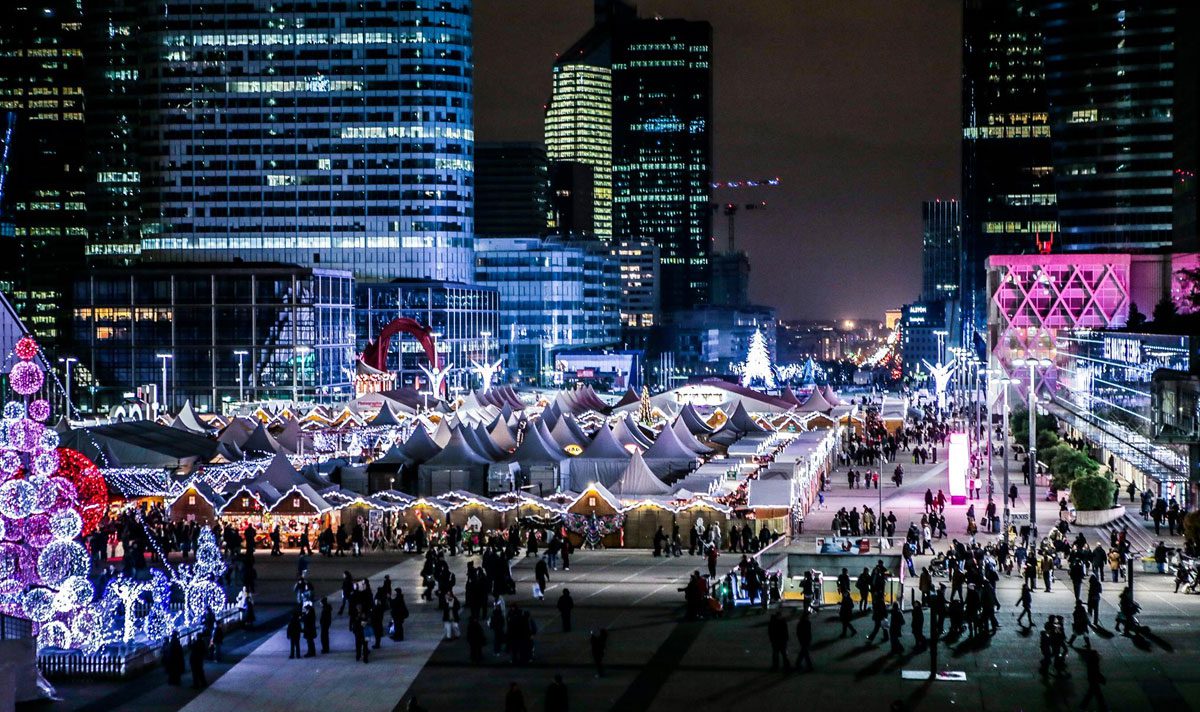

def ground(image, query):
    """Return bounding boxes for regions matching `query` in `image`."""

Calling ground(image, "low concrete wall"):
[1072,505,1125,527]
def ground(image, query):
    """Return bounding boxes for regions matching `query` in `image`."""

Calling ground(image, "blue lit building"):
[474,237,621,385]
[136,0,475,283]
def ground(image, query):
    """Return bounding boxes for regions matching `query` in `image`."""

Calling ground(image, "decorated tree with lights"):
[740,328,777,390]
[638,386,652,425]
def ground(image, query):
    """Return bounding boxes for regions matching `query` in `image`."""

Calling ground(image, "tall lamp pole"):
[155,353,173,414]
[1013,356,1051,536]
[234,350,248,403]
[999,376,1015,529]
[58,357,76,417]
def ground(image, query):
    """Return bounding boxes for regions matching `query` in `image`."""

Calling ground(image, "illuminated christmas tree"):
[740,328,776,390]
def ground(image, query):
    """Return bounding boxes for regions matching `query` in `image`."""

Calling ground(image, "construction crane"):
[710,176,780,252]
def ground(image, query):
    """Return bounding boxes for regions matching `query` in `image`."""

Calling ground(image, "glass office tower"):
[921,200,962,304]
[611,17,713,316]
[137,0,475,282]
[1041,0,1176,251]
[545,58,613,241]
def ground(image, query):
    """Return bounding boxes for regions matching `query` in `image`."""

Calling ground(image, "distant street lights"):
[58,356,76,418]
[155,353,173,414]
[1012,356,1052,534]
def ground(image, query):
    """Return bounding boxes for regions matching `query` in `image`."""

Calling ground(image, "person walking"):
[795,610,814,672]
[319,597,332,654]
[286,609,302,659]
[338,571,353,615]
[590,628,608,677]
[391,587,409,641]
[911,601,926,649]
[466,616,486,663]
[163,631,185,685]
[838,592,857,637]
[545,675,569,712]
[557,589,575,632]
[535,556,550,600]
[1068,601,1090,647]
[888,602,905,655]
[189,634,209,689]
[1079,646,1108,711]
[1086,574,1102,626]
[302,602,317,657]
[767,611,791,671]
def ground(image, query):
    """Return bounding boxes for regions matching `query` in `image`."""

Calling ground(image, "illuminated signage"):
[948,433,968,505]
[1103,336,1141,365]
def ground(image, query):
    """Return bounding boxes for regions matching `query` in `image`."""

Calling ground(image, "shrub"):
[1037,429,1060,451]
[1049,448,1099,490]
[1070,474,1116,511]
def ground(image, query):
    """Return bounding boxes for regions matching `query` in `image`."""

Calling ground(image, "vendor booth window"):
[188,496,196,505]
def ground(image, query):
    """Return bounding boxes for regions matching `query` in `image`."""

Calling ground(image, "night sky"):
[474,0,962,321]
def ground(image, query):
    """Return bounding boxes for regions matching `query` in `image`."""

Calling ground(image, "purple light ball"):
[23,514,53,548]
[9,362,44,396]
[8,419,44,452]
[27,400,51,423]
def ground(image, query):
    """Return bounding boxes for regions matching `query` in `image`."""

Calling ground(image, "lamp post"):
[58,357,76,417]
[998,375,1016,528]
[155,353,173,414]
[292,345,311,404]
[1012,356,1052,535]
[234,350,248,403]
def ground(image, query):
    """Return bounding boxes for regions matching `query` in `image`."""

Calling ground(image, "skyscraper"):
[960,0,1057,340]
[1041,1,1177,252]
[136,0,475,283]
[611,16,713,316]
[921,199,962,304]
[544,2,630,243]
[0,1,88,349]
[475,142,548,237]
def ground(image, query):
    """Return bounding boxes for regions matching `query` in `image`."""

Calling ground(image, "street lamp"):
[1012,356,1052,536]
[996,374,1017,528]
[58,357,76,418]
[233,350,248,403]
[155,353,173,414]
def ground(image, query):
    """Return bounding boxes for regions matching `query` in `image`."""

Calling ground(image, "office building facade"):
[548,161,595,236]
[921,200,962,304]
[961,0,1058,342]
[136,0,475,283]
[1041,1,1177,252]
[0,1,88,349]
[475,237,620,385]
[662,305,776,380]
[73,264,355,412]
[611,17,713,315]
[474,142,548,237]
[354,280,499,394]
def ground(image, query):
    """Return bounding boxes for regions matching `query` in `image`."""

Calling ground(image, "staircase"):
[1094,512,1181,557]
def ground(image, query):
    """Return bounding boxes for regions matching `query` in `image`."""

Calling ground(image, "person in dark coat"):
[352,612,370,663]
[466,617,487,663]
[794,610,814,671]
[303,603,317,657]
[391,587,409,641]
[545,674,569,712]
[163,631,185,685]
[189,634,209,689]
[589,628,607,677]
[286,610,302,659]
[505,682,528,712]
[535,557,549,598]
[767,611,791,670]
[838,593,857,637]
[319,597,332,653]
[490,601,507,655]
[1079,646,1108,710]
[888,602,905,655]
[557,589,575,632]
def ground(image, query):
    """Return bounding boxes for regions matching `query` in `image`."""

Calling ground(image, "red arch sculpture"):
[360,317,439,373]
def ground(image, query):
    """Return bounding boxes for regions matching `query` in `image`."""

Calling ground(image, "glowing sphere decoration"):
[22,514,53,548]
[52,576,94,612]
[55,448,106,536]
[3,401,22,420]
[27,399,51,423]
[8,361,44,396]
[22,587,56,622]
[39,429,59,451]
[0,542,19,580]
[49,507,82,541]
[33,450,59,478]
[0,479,36,518]
[13,335,39,361]
[69,607,104,653]
[37,540,91,587]
[185,579,227,625]
[7,418,43,452]
[37,620,71,650]
[0,450,20,478]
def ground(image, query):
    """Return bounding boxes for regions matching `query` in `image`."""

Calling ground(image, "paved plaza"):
[28,447,1200,712]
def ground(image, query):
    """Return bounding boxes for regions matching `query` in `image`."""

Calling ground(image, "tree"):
[740,328,777,389]
[1152,296,1178,327]
[1070,473,1115,512]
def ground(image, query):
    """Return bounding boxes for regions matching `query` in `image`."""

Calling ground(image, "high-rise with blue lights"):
[137,0,475,283]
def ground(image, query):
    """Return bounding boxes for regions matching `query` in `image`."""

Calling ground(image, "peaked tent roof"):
[613,386,640,409]
[465,424,507,461]
[242,422,284,456]
[258,452,310,491]
[671,416,713,455]
[539,402,561,432]
[274,417,302,454]
[780,386,802,407]
[53,416,72,434]
[423,426,491,467]
[513,419,568,464]
[217,417,257,446]
[642,420,702,462]
[431,417,453,447]
[369,404,406,427]
[372,443,409,467]
[611,414,653,450]
[578,423,632,460]
[820,385,842,407]
[215,440,245,462]
[549,416,588,449]
[399,424,443,464]
[677,404,714,435]
[488,418,519,451]
[725,401,766,433]
[610,450,671,496]
[171,400,212,434]
[798,387,833,413]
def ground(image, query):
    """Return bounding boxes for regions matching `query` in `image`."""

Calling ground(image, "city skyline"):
[475,0,962,320]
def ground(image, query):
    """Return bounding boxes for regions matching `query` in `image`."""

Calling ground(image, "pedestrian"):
[391,587,409,641]
[467,616,486,663]
[767,611,791,671]
[189,633,209,689]
[1086,575,1102,626]
[545,674,569,712]
[888,602,905,655]
[505,682,528,712]
[302,602,317,657]
[911,601,926,649]
[338,570,353,615]
[795,609,814,672]
[1068,601,1090,647]
[319,597,332,653]
[557,588,575,632]
[838,592,857,637]
[535,556,549,600]
[163,631,185,685]
[589,628,608,677]
[286,609,302,659]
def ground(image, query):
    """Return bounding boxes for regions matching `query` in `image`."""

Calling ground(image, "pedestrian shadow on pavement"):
[836,642,877,660]
[854,652,894,680]
[1130,627,1174,653]
[949,633,993,657]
